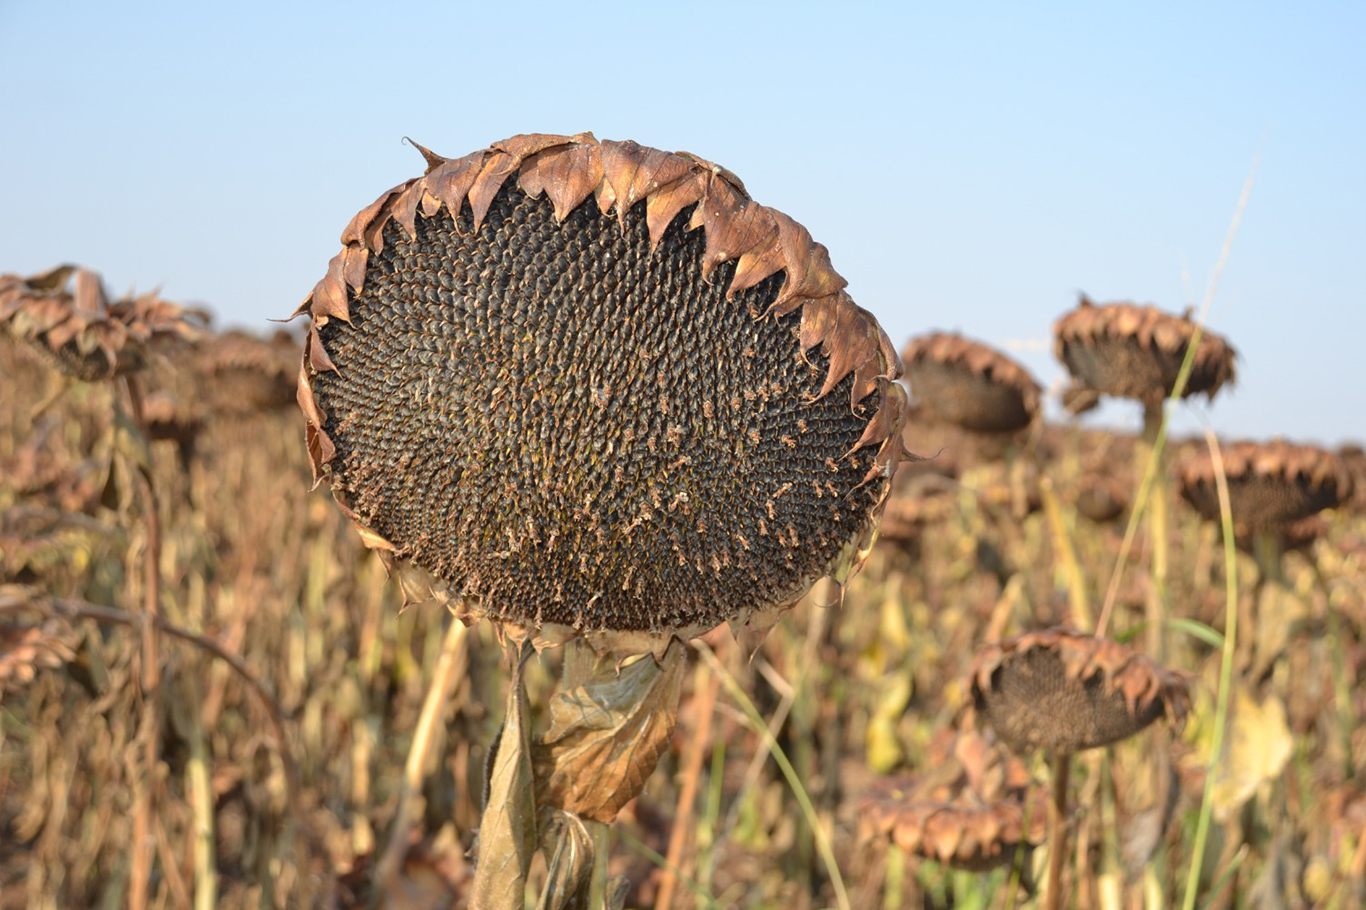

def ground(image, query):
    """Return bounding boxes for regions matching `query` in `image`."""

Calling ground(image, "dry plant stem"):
[1041,478,1091,628]
[180,672,218,910]
[588,820,609,910]
[1179,431,1240,910]
[1141,403,1170,664]
[1250,531,1285,673]
[375,615,469,896]
[654,663,719,910]
[1044,752,1072,910]
[125,376,162,910]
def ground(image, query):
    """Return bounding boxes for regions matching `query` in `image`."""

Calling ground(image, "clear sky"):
[3,1,1362,445]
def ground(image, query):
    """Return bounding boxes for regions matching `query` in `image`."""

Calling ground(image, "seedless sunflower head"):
[296,133,907,653]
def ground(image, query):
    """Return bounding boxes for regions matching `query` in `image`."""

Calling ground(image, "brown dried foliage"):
[969,628,1191,756]
[0,618,78,694]
[903,332,1041,434]
[1178,440,1355,531]
[0,265,208,381]
[294,132,907,650]
[1053,296,1236,406]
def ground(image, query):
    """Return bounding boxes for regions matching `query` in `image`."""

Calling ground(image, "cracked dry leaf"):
[472,646,538,910]
[1210,689,1293,823]
[533,640,687,823]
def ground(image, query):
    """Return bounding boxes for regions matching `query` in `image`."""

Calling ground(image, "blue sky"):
[2,1,1362,445]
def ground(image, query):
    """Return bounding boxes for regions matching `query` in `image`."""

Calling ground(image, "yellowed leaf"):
[1210,689,1293,822]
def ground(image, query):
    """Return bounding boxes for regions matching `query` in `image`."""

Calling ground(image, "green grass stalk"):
[695,641,851,910]
[1179,430,1240,910]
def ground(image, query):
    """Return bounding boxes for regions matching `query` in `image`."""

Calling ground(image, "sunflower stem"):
[1044,751,1072,910]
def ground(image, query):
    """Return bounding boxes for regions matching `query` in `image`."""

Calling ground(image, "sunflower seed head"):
[969,628,1191,756]
[0,265,209,381]
[296,134,906,651]
[1178,440,1354,531]
[1053,296,1237,407]
[903,332,1040,434]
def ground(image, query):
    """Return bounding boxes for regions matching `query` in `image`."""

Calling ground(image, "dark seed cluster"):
[973,645,1165,756]
[311,181,882,634]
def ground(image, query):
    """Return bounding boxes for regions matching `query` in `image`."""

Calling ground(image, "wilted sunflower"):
[969,627,1190,757]
[1177,440,1354,533]
[295,132,908,903]
[969,628,1190,910]
[858,728,1047,873]
[0,265,208,381]
[902,332,1040,435]
[1053,296,1236,409]
[296,132,907,653]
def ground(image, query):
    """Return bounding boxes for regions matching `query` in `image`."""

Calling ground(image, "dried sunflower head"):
[1177,440,1354,532]
[902,332,1040,434]
[858,729,1049,873]
[197,329,298,416]
[1053,296,1236,407]
[1335,443,1365,513]
[858,727,1046,871]
[969,628,1191,756]
[0,265,208,381]
[1074,472,1128,524]
[296,133,907,653]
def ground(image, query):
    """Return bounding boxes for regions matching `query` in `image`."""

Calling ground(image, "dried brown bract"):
[1177,440,1354,532]
[1060,381,1101,416]
[903,332,1041,434]
[0,265,208,381]
[969,628,1191,756]
[295,133,907,653]
[1053,296,1236,407]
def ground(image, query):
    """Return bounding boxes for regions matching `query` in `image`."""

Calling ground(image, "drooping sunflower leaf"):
[533,639,686,823]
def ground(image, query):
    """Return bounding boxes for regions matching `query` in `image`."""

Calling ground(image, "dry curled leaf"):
[471,645,538,910]
[0,619,79,693]
[533,640,687,823]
